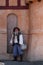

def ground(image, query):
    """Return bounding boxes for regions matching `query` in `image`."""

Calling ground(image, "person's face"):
[15,29,19,35]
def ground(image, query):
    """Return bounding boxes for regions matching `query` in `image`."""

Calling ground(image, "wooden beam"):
[26,0,41,3]
[0,6,29,10]
[17,0,21,6]
[29,1,33,3]
[6,0,9,6]
[0,0,29,10]
[37,0,41,2]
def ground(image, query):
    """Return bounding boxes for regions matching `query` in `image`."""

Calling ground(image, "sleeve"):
[10,34,13,45]
[19,34,24,45]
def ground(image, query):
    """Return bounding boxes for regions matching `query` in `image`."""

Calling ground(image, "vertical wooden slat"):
[17,0,21,6]
[6,0,9,6]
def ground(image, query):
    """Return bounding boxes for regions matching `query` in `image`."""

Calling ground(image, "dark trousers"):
[13,44,23,61]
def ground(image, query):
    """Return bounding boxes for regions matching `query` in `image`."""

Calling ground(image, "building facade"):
[0,0,43,61]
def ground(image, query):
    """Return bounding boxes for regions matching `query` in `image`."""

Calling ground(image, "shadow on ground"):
[0,60,43,65]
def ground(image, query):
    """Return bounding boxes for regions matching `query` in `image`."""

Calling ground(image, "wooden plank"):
[0,6,29,9]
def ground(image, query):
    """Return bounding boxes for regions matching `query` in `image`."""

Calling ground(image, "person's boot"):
[15,56,17,61]
[13,56,17,61]
[20,55,23,61]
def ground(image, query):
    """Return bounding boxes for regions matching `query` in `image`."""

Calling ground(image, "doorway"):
[7,13,18,53]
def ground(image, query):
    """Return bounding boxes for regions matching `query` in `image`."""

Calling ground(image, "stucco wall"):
[0,0,5,6]
[27,1,43,61]
[0,9,29,60]
[1,0,43,61]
